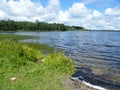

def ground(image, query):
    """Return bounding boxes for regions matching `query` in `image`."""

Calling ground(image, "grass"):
[0,34,37,41]
[23,42,55,55]
[0,34,75,90]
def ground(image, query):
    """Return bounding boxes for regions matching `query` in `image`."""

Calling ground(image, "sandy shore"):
[62,77,97,90]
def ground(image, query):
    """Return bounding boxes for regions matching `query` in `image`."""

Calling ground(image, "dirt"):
[62,77,97,90]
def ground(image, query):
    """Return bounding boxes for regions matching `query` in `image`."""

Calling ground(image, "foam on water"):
[71,77,107,90]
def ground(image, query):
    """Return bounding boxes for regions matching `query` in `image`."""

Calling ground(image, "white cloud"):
[10,16,30,21]
[81,0,97,4]
[8,0,35,17]
[103,7,120,30]
[58,11,69,22]
[0,0,60,22]
[105,7,120,16]
[84,14,93,21]
[0,10,7,19]
[68,2,91,18]
[93,10,103,17]
[46,0,60,12]
[82,0,114,6]
[36,6,45,15]
[0,0,120,30]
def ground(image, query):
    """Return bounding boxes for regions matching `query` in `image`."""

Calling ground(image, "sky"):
[0,0,120,30]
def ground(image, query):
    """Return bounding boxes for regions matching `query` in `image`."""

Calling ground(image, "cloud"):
[68,2,91,18]
[0,0,120,30]
[46,0,60,12]
[58,10,69,22]
[81,0,97,4]
[8,0,35,17]
[103,7,120,30]
[0,10,8,20]
[105,7,120,16]
[82,0,114,6]
[0,0,60,22]
[93,10,103,17]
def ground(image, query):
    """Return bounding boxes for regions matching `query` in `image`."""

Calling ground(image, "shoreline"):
[62,59,120,90]
[1,33,120,90]
[62,76,97,90]
[71,61,120,90]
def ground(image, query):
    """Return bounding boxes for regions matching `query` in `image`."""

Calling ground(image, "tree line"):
[0,20,85,31]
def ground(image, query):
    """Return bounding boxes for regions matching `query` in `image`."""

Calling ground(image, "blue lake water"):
[3,31,120,89]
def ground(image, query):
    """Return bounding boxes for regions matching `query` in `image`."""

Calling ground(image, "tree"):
[0,20,85,31]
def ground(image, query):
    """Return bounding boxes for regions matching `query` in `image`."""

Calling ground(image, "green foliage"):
[0,20,17,31]
[72,26,85,30]
[0,40,75,90]
[0,20,85,31]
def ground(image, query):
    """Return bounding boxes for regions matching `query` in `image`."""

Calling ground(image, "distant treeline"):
[0,20,85,31]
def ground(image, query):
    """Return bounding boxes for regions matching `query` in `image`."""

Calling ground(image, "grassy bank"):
[0,34,75,90]
[0,34,37,41]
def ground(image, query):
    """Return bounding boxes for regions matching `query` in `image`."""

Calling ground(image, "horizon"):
[0,0,120,30]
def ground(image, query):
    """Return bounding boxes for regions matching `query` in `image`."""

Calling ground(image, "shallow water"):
[3,31,120,89]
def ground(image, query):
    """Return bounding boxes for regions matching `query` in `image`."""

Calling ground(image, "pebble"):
[11,77,17,81]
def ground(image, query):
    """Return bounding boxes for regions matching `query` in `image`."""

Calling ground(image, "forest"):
[0,20,85,31]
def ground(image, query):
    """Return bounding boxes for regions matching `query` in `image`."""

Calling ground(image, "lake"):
[5,31,120,89]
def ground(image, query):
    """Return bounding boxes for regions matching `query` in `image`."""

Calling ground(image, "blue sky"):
[0,0,120,30]
[32,0,120,12]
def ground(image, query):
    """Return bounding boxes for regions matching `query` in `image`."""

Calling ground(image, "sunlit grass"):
[0,36,75,90]
[0,34,37,41]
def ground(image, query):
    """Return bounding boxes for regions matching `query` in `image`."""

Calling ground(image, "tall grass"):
[0,40,75,90]
[0,34,37,41]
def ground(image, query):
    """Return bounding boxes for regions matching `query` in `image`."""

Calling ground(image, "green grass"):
[23,42,55,55]
[0,39,75,90]
[0,34,37,41]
